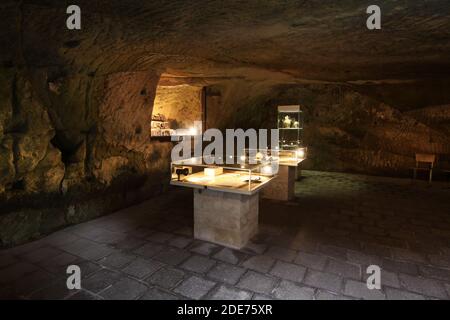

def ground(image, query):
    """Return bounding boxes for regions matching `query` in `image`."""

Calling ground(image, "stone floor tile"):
[385,287,426,300]
[174,276,216,299]
[82,268,122,293]
[207,263,246,285]
[169,236,193,249]
[236,271,277,295]
[98,251,136,269]
[303,270,342,293]
[315,290,355,300]
[398,274,447,299]
[21,246,62,264]
[269,261,306,283]
[382,259,419,275]
[67,289,102,300]
[146,267,185,289]
[30,277,76,300]
[146,231,174,244]
[343,280,385,300]
[209,285,252,300]
[153,248,191,266]
[132,243,164,259]
[113,236,146,251]
[325,259,361,280]
[122,258,164,279]
[294,251,327,271]
[181,255,216,274]
[213,248,246,265]
[242,255,275,273]
[0,261,39,284]
[271,280,315,300]
[100,277,148,300]
[190,242,220,256]
[264,246,297,262]
[140,287,179,300]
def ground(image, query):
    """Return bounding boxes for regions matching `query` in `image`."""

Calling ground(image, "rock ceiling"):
[7,0,450,83]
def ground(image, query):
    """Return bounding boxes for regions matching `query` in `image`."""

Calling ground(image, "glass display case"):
[278,105,303,150]
[244,148,307,167]
[170,155,278,195]
[151,113,174,137]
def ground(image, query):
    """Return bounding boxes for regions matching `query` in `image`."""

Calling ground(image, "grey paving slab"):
[209,285,252,300]
[122,258,164,279]
[153,248,191,266]
[140,287,179,300]
[98,251,137,269]
[174,276,216,299]
[180,255,216,274]
[271,280,315,300]
[236,271,277,295]
[343,280,386,300]
[82,268,122,293]
[269,261,306,283]
[213,248,246,265]
[265,246,297,262]
[398,274,448,299]
[241,255,275,273]
[294,251,328,271]
[100,277,148,300]
[207,263,247,285]
[146,267,185,289]
[303,269,342,293]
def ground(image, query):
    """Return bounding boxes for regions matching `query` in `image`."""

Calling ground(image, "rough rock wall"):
[153,85,203,129]
[0,67,174,246]
[205,80,450,176]
[0,3,174,246]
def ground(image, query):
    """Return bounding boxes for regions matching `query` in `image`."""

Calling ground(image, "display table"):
[261,165,297,201]
[193,188,258,249]
[261,151,305,201]
[170,156,276,249]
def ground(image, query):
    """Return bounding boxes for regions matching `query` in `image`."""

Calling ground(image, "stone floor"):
[1,170,450,300]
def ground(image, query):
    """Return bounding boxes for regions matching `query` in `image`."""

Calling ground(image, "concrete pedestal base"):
[296,166,302,181]
[261,165,296,201]
[193,189,258,249]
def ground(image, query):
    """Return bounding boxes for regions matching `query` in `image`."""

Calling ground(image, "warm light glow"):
[296,148,306,159]
[204,167,223,178]
[240,155,246,161]
[188,127,197,135]
[261,165,273,175]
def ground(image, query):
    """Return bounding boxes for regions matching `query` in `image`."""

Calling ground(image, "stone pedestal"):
[296,166,302,181]
[193,189,259,249]
[261,165,296,201]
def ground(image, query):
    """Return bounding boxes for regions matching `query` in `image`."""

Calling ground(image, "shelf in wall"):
[150,136,173,142]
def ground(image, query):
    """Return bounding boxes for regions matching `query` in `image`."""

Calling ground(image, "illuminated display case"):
[170,155,278,195]
[151,113,174,137]
[244,148,306,167]
[278,105,303,150]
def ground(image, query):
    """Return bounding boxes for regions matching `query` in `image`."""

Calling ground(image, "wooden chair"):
[413,153,436,183]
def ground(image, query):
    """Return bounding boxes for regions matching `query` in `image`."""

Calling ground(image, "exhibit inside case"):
[170,155,278,195]
[244,148,307,167]
[278,105,303,150]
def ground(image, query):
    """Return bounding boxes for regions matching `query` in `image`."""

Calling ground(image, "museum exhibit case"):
[170,155,278,248]
[257,105,308,201]
[278,105,304,151]
[170,155,278,195]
